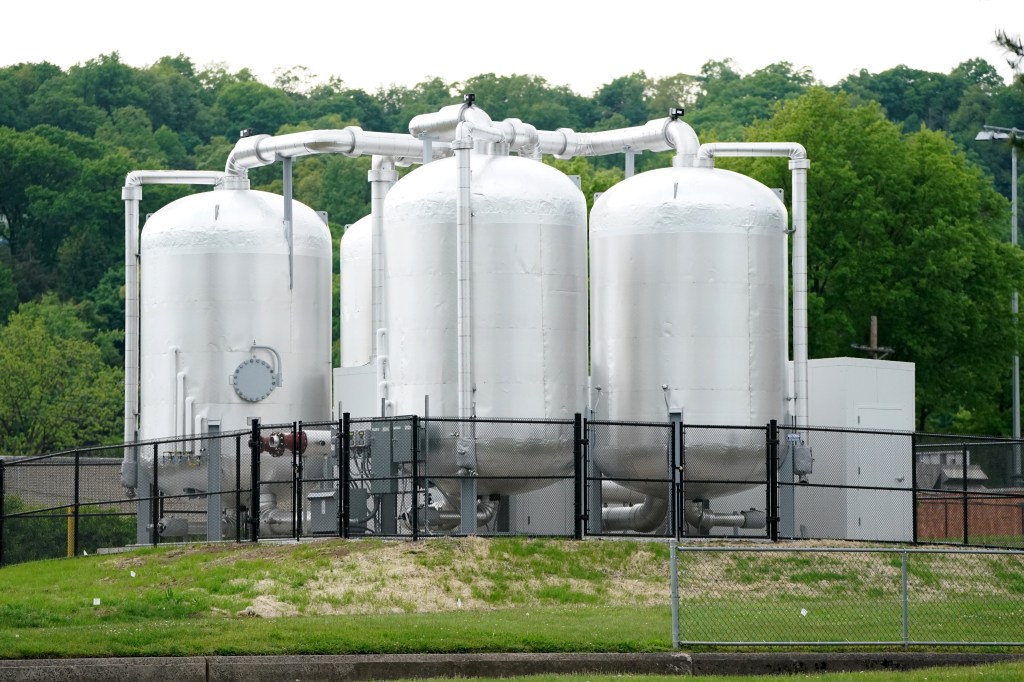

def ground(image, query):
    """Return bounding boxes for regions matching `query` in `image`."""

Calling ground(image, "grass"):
[0,537,1021,659]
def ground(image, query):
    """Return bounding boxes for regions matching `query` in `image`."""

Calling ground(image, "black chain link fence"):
[3,416,1023,565]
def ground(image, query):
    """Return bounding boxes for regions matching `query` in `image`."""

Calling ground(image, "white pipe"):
[168,346,180,440]
[251,342,283,387]
[185,396,195,452]
[601,480,648,506]
[454,129,474,422]
[375,328,391,416]
[697,142,810,428]
[536,117,691,160]
[176,371,186,440]
[369,156,397,376]
[408,102,496,142]
[122,171,225,450]
[225,128,442,177]
[602,493,668,533]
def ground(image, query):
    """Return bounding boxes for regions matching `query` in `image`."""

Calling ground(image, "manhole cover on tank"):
[232,357,277,402]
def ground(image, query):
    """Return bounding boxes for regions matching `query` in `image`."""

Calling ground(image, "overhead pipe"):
[224,128,446,178]
[697,142,810,428]
[535,115,698,165]
[121,171,227,489]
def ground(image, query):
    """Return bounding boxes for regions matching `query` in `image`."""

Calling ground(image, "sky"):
[3,0,1020,95]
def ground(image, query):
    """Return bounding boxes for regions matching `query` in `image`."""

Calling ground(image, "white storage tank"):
[138,187,332,491]
[590,165,787,499]
[339,214,372,368]
[383,151,588,494]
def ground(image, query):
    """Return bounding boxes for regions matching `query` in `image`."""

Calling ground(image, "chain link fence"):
[670,545,1024,646]
[3,416,1024,565]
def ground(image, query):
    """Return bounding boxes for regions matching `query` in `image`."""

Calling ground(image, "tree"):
[734,89,1022,433]
[0,297,122,456]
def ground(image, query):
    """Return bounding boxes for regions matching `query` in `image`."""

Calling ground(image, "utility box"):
[308,489,339,534]
[798,357,916,542]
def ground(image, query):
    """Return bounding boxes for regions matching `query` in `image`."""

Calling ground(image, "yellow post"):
[66,507,75,557]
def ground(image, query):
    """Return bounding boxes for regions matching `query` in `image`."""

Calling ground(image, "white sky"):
[3,0,1020,95]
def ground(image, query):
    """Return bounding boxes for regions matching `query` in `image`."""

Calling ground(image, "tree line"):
[0,50,1023,455]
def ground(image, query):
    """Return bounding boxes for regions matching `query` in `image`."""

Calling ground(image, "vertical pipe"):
[670,539,680,649]
[454,135,475,422]
[411,415,419,542]
[122,185,142,447]
[250,419,260,543]
[574,413,584,540]
[341,413,351,539]
[235,435,242,542]
[283,156,294,290]
[370,157,397,413]
[790,160,810,428]
[72,450,80,558]
[901,550,909,648]
[152,443,159,547]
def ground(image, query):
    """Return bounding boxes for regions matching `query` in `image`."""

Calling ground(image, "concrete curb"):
[0,652,1019,681]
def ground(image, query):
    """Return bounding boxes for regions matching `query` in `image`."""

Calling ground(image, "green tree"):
[0,297,122,456]
[736,89,1022,433]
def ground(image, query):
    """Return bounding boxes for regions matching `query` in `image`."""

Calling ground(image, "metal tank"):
[590,165,787,500]
[339,215,372,368]
[383,151,588,495]
[138,187,333,498]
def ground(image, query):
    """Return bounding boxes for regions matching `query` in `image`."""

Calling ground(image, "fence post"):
[901,550,909,648]
[911,433,919,545]
[152,442,159,547]
[411,415,419,542]
[767,420,779,542]
[250,418,261,543]
[0,459,6,566]
[293,421,302,539]
[574,413,584,540]
[341,413,350,539]
[235,435,242,542]
[72,449,81,558]
[670,539,680,649]
[962,440,969,546]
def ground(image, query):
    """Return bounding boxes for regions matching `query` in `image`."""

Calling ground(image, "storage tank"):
[590,165,787,499]
[383,151,587,494]
[138,187,332,494]
[339,215,372,367]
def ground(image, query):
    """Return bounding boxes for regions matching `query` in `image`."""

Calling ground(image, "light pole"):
[976,125,1022,485]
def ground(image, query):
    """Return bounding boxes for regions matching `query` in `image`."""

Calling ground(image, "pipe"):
[375,328,392,416]
[406,498,499,531]
[684,500,767,532]
[370,156,397,410]
[176,372,186,440]
[122,171,226,454]
[602,492,669,533]
[224,128,444,178]
[408,101,496,142]
[535,117,692,160]
[601,480,648,506]
[250,342,283,387]
[697,142,810,428]
[258,493,294,536]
